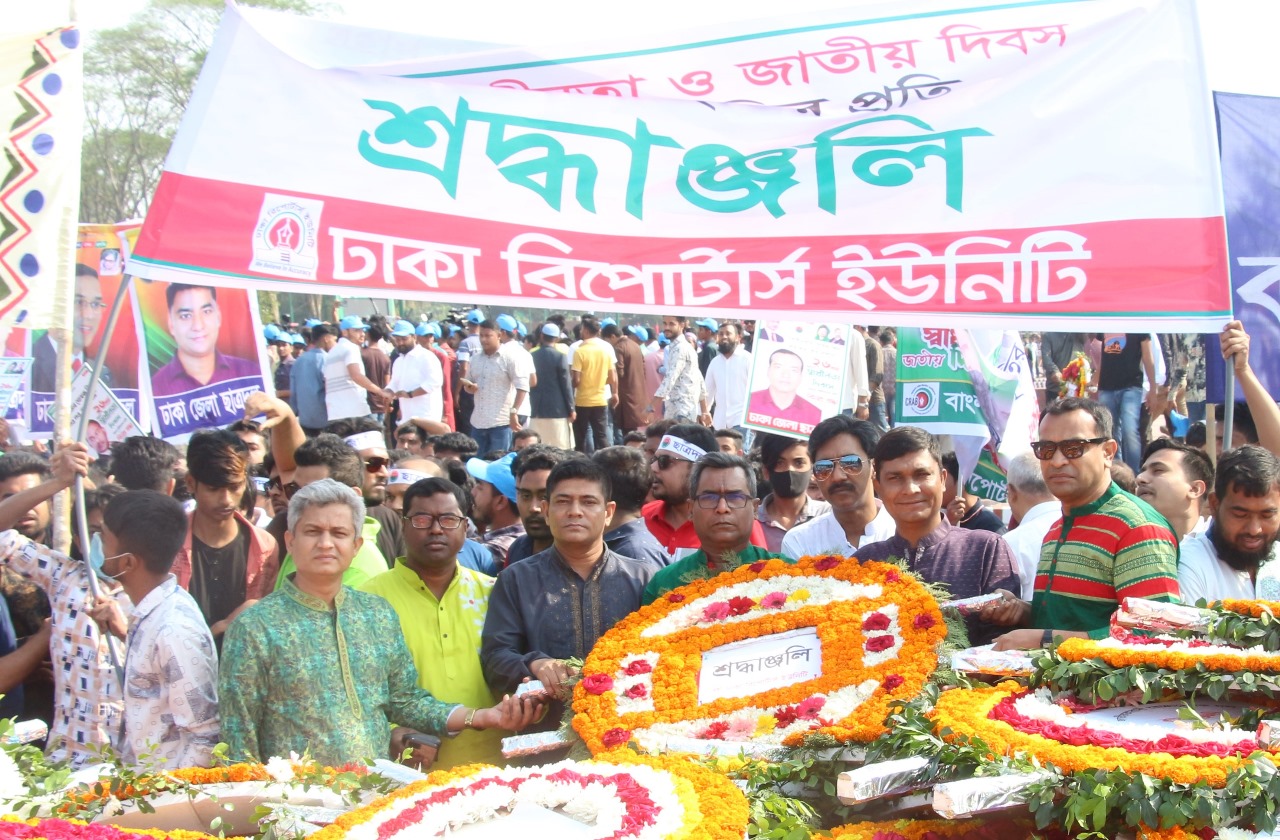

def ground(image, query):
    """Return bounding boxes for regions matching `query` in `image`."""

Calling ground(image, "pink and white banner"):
[129,0,1229,329]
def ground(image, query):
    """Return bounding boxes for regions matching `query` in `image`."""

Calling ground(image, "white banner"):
[130,0,1228,329]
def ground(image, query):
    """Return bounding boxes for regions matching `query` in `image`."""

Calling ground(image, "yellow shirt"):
[358,561,501,768]
[572,337,612,407]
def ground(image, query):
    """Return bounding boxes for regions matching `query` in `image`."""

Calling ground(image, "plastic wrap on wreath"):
[940,593,1002,617]
[1112,598,1211,635]
[501,730,571,759]
[950,644,1035,677]
[370,758,426,785]
[5,718,47,744]
[259,804,349,837]
[1259,720,1280,749]
[932,771,1054,818]
[837,756,933,804]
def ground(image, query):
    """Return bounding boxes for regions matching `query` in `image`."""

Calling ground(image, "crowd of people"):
[0,309,1276,778]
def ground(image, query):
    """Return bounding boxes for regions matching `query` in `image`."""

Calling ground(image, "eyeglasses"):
[403,513,466,530]
[1030,438,1109,460]
[74,296,106,312]
[694,491,752,510]
[267,477,300,498]
[812,454,864,481]
[364,457,390,473]
[653,454,690,471]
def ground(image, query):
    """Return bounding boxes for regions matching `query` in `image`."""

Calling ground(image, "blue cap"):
[303,318,322,328]
[290,333,306,346]
[447,324,461,335]
[466,452,518,503]
[695,318,718,331]
[465,309,485,324]
[516,322,527,337]
[417,322,441,338]
[601,317,617,328]
[541,323,562,338]
[626,325,648,342]
[496,314,518,332]
[390,319,415,337]
[339,315,368,331]
[658,334,670,346]
[263,324,284,342]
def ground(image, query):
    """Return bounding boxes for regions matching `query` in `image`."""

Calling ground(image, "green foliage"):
[1189,602,1280,652]
[1031,648,1280,705]
[81,0,325,222]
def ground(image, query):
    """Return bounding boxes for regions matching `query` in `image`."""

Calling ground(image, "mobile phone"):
[404,733,442,751]
[251,476,270,494]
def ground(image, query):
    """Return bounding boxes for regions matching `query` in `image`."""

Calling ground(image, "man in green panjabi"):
[642,452,791,604]
[219,479,543,765]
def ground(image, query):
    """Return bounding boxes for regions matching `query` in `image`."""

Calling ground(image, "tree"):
[80,0,321,223]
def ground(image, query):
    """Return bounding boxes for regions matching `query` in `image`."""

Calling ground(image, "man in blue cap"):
[461,320,527,455]
[529,323,574,449]
[466,452,525,569]
[385,320,444,427]
[497,314,536,428]
[322,316,386,422]
[454,310,485,435]
[264,326,294,399]
[694,318,718,377]
[417,322,456,432]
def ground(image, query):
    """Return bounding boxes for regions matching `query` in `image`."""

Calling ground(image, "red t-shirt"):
[641,500,768,563]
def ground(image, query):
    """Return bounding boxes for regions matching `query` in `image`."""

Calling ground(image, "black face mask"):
[770,470,811,499]
[717,340,735,355]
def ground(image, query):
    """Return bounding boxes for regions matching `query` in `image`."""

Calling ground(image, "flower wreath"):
[828,817,1037,840]
[309,753,749,840]
[0,816,217,840]
[1139,827,1262,840]
[572,555,945,756]
[56,758,375,818]
[1057,635,1280,675]
[932,682,1280,787]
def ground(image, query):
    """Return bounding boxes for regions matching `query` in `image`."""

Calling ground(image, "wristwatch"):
[1040,628,1054,648]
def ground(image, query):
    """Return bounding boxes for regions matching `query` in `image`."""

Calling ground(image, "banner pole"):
[1221,365,1236,455]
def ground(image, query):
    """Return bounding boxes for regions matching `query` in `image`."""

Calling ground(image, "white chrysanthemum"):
[264,755,296,782]
[0,749,27,800]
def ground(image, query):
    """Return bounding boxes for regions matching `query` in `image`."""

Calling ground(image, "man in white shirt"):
[321,316,385,422]
[497,314,536,426]
[1001,452,1062,600]
[384,319,444,425]
[462,320,527,455]
[1135,438,1212,541]
[781,415,895,558]
[703,320,752,430]
[1179,444,1280,604]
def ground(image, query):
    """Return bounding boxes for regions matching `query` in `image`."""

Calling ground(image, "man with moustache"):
[754,433,829,554]
[505,445,573,566]
[642,452,788,604]
[383,320,444,427]
[781,416,895,559]
[642,424,767,562]
[703,321,752,433]
[360,478,503,768]
[1179,445,1280,603]
[648,315,707,423]
[481,459,660,728]
[992,398,1180,650]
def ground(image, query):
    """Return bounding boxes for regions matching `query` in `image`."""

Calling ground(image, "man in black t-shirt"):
[1094,333,1155,473]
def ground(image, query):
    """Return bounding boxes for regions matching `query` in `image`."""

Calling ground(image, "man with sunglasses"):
[360,478,503,769]
[642,452,789,604]
[641,425,767,562]
[992,398,1179,650]
[781,416,895,559]
[855,426,1020,645]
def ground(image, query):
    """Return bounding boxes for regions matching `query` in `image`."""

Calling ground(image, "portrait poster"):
[136,278,269,441]
[70,364,145,458]
[22,223,147,440]
[743,320,848,439]
[0,357,31,414]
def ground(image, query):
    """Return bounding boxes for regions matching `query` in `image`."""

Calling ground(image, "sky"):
[17,0,1280,97]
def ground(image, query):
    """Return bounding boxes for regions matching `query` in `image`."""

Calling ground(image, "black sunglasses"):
[811,454,864,480]
[364,456,390,473]
[1030,438,1108,461]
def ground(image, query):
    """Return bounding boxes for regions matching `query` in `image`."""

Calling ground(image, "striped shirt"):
[1031,481,1179,638]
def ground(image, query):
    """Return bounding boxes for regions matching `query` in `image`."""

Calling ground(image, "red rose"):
[862,612,891,631]
[624,659,653,676]
[814,557,841,571]
[602,727,632,748]
[700,721,730,739]
[865,635,895,652]
[1087,730,1126,748]
[667,592,686,603]
[582,673,614,695]
[624,683,649,699]
[883,674,905,691]
[913,613,937,630]
[727,596,756,616]
[749,561,767,572]
[885,570,901,582]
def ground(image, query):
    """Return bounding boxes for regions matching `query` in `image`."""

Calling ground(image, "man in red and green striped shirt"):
[992,398,1179,649]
